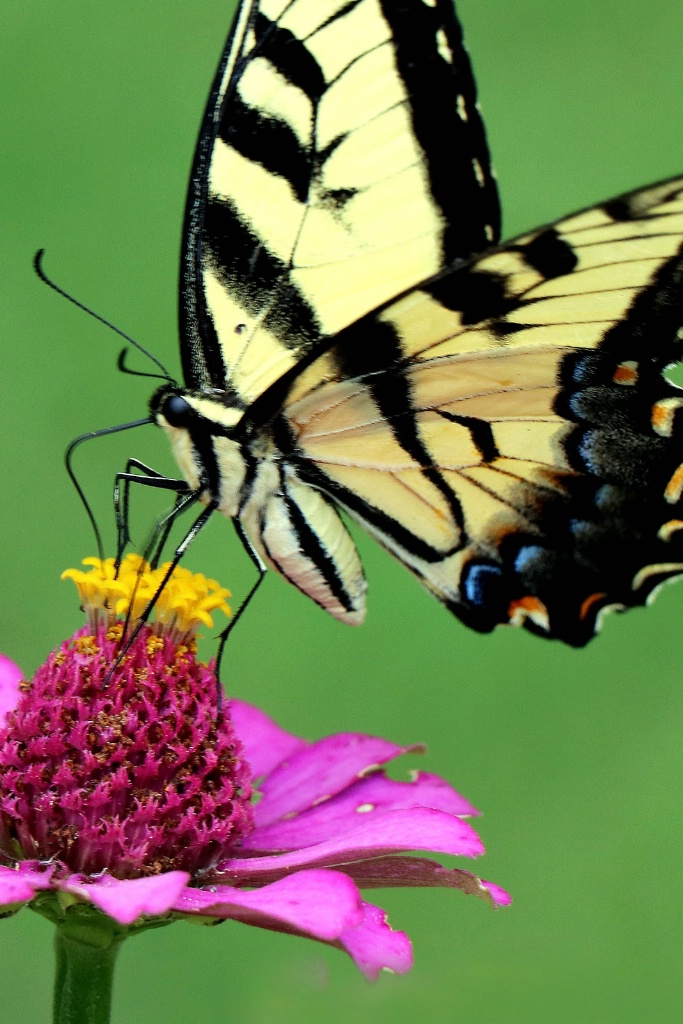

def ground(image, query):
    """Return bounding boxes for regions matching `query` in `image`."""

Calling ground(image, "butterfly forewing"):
[179,0,500,406]
[277,178,683,643]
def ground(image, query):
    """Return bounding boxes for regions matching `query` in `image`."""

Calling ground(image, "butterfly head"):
[151,385,195,431]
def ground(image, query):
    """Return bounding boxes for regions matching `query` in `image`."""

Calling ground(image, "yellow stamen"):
[62,555,231,640]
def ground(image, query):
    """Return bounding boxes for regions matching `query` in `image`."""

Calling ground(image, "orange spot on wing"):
[508,596,550,631]
[652,397,683,437]
[613,361,638,385]
[652,402,670,434]
[664,464,683,504]
[579,592,607,621]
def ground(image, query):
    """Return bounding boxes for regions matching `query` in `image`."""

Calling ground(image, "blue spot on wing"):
[463,562,505,609]
[514,545,547,575]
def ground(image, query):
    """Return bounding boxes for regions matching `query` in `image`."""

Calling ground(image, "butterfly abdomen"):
[243,463,368,623]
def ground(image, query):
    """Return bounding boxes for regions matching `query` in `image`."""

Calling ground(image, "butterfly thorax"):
[151,384,255,518]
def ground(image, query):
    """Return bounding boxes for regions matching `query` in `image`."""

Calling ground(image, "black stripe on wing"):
[271,409,460,564]
[252,13,326,99]
[426,267,513,324]
[379,0,500,256]
[436,410,499,462]
[334,318,467,532]
[203,199,322,351]
[516,228,578,279]
[222,94,312,203]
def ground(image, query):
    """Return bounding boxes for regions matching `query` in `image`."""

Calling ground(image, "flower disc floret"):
[0,622,253,878]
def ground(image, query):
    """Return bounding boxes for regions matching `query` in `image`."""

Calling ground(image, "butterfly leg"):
[105,497,218,685]
[213,520,268,693]
[114,460,191,567]
[112,467,201,661]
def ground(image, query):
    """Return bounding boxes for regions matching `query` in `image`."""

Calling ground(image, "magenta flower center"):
[0,624,254,878]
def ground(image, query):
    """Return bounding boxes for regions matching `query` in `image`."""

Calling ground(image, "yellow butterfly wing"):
[272,177,683,642]
[179,0,500,410]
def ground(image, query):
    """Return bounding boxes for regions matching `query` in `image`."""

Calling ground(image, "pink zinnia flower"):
[0,557,509,984]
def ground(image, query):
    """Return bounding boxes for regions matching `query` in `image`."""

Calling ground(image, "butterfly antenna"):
[34,248,174,381]
[66,419,154,561]
[117,347,173,383]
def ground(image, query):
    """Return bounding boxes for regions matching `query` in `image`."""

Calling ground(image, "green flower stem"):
[53,922,124,1024]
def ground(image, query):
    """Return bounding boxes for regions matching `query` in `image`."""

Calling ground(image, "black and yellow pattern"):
[153,0,683,644]
[180,0,500,406]
[269,178,683,643]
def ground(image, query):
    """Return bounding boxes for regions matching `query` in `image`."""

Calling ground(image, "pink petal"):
[223,807,483,885]
[338,902,412,980]
[256,733,424,826]
[480,880,512,907]
[341,855,511,906]
[244,770,478,852]
[63,871,191,926]
[174,869,363,941]
[228,699,307,778]
[0,655,23,723]
[0,863,53,907]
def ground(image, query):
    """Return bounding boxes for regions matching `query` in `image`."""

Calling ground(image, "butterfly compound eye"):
[162,395,193,428]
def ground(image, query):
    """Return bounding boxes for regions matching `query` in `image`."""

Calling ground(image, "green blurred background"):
[2,2,683,1021]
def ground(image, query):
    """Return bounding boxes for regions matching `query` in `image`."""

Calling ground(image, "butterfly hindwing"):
[274,178,683,643]
[179,0,500,407]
